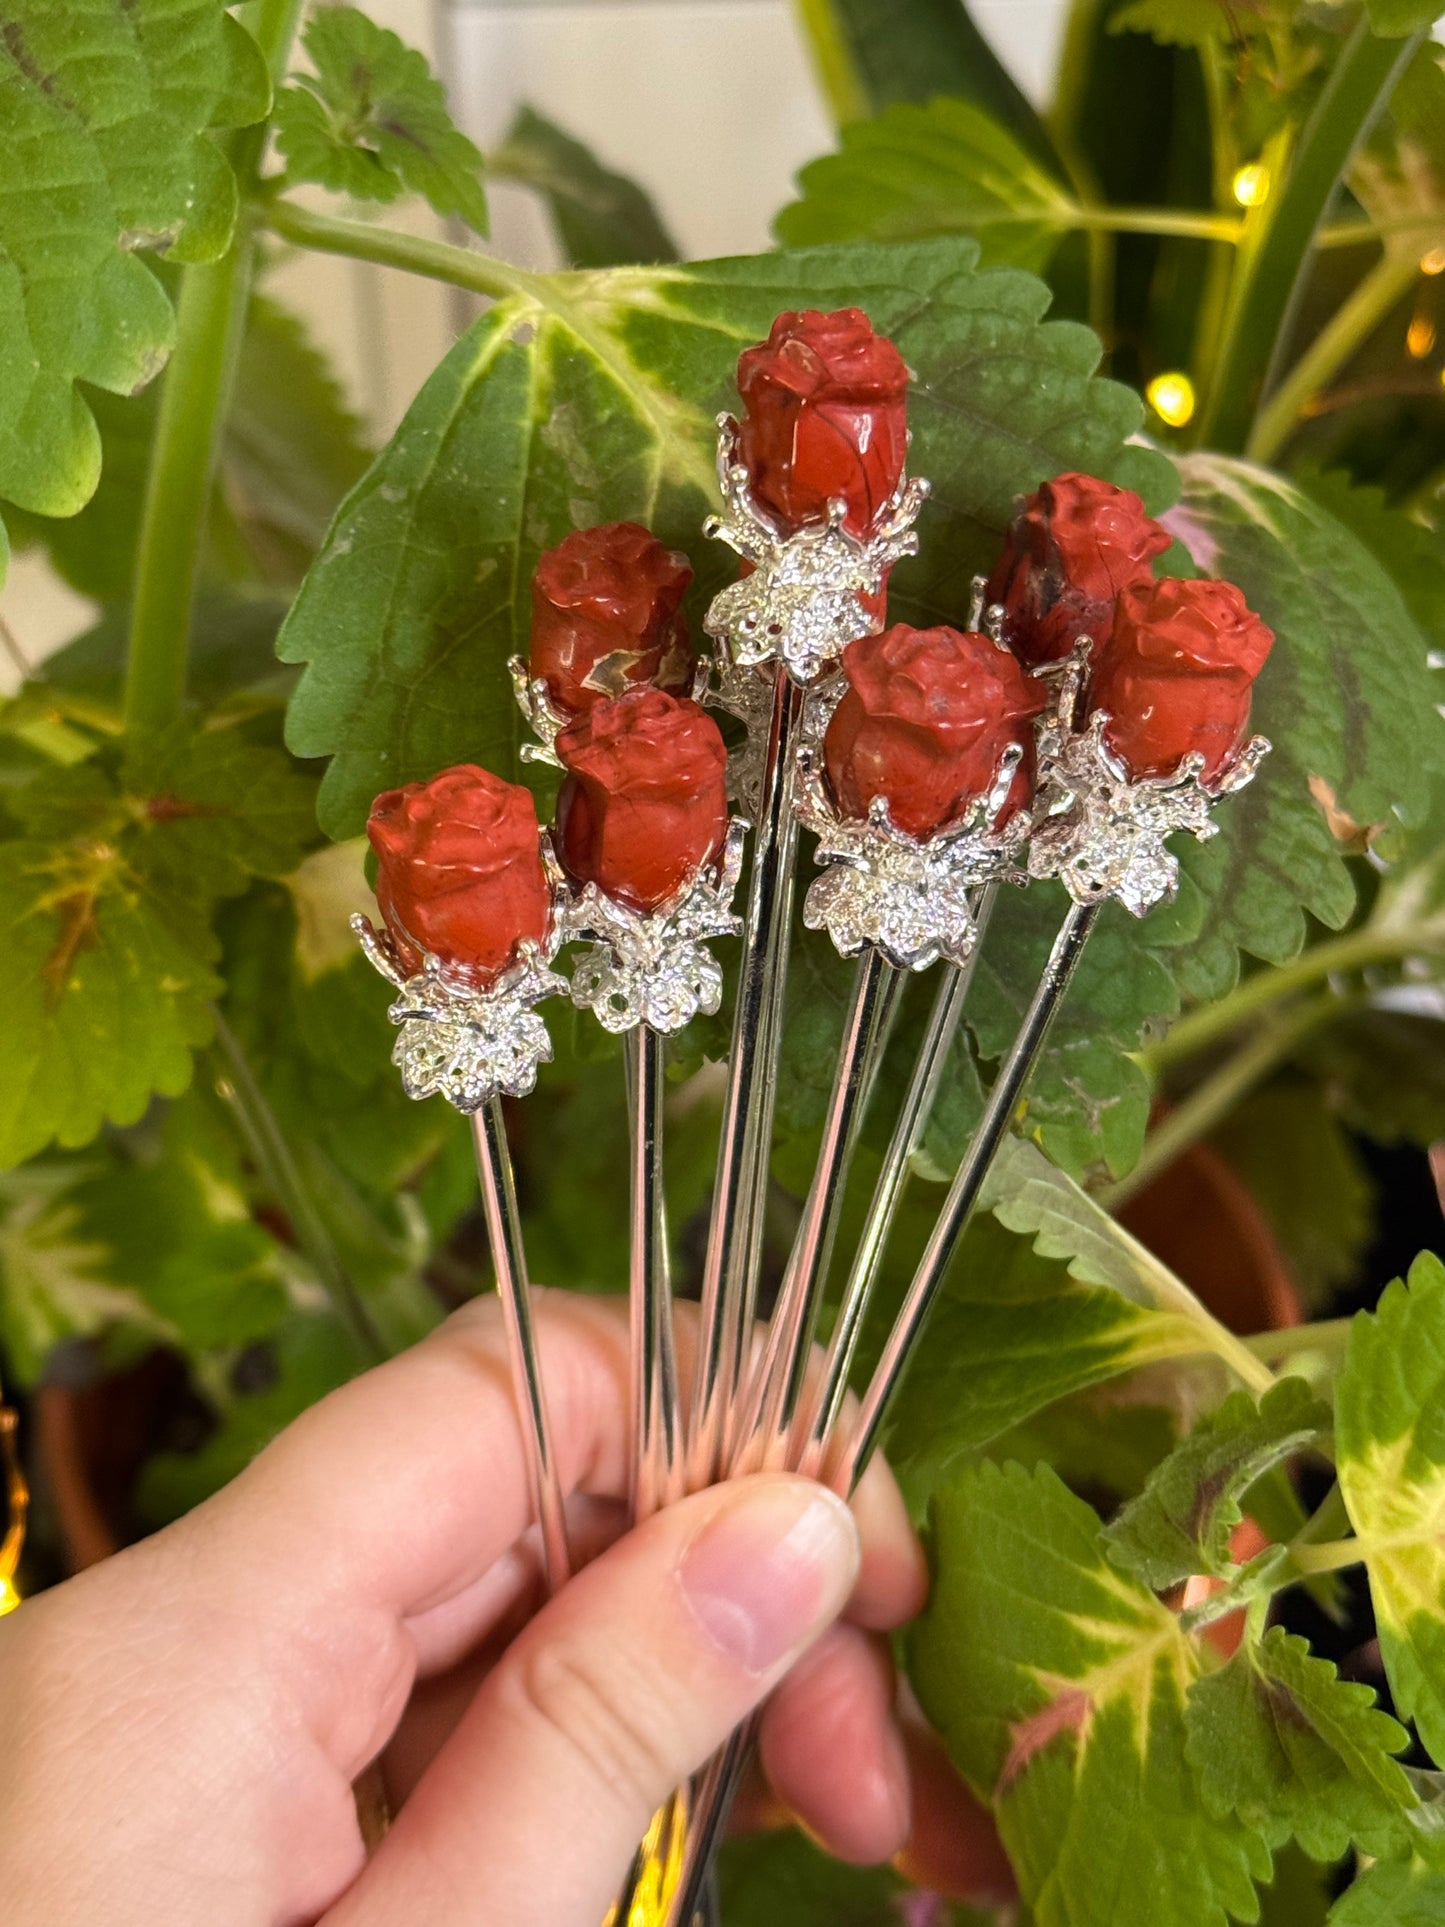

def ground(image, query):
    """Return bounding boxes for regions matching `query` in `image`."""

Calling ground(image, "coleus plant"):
[1,1,1444,1924]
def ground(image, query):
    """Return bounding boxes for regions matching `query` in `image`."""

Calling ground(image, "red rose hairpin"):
[353,765,572,1591]
[551,686,743,1526]
[511,520,697,757]
[344,310,1279,1927]
[686,309,930,1508]
[664,456,1275,1927]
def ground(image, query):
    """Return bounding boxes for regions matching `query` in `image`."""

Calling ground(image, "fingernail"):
[678,1479,859,1675]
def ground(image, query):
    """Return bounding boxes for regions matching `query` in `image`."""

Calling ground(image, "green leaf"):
[1162,455,1443,1001]
[8,290,374,600]
[1258,1844,1334,1927]
[490,105,678,269]
[279,238,1171,840]
[792,0,1063,173]
[0,0,269,528]
[775,99,1078,272]
[881,1214,1208,1491]
[911,1461,1271,1927]
[1336,1251,1445,1765]
[275,6,487,234]
[980,1134,1271,1400]
[69,1092,288,1353]
[1107,0,1290,48]
[1300,1010,1445,1151]
[983,1392,1181,1509]
[1361,0,1445,37]
[0,729,315,1167]
[1211,1083,1376,1307]
[1106,1380,1329,1589]
[0,1162,169,1382]
[957,884,1189,1180]
[718,1826,966,1927]
[1331,1860,1445,1925]
[1185,1627,1416,1863]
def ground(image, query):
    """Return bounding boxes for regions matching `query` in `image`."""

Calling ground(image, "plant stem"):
[1103,992,1341,1212]
[1318,212,1445,250]
[124,249,255,737]
[1247,249,1421,464]
[1295,1479,1351,1546]
[1145,917,1443,1074]
[122,0,306,739]
[1289,1535,1364,1576]
[264,198,549,305]
[210,1011,385,1365]
[1244,1317,1353,1363]
[789,0,869,126]
[1196,19,1422,453]
[1074,205,1244,244]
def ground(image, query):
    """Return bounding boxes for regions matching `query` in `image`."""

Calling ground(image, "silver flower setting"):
[701,416,928,686]
[794,693,1028,971]
[352,917,567,1106]
[1028,706,1269,917]
[559,821,748,1034]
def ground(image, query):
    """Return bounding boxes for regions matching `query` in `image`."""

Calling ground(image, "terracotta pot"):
[1116,1134,1302,1335]
[36,1351,191,1572]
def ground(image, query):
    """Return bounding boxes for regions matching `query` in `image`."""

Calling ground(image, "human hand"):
[0,1291,965,1926]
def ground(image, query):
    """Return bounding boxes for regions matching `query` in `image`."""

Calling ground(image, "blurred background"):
[0,0,1073,686]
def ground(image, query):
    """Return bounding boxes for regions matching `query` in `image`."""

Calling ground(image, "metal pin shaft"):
[627,1025,682,1522]
[729,944,900,1473]
[687,671,805,1489]
[470,1098,571,1594]
[798,879,1000,1467]
[836,898,1100,1487]
[663,900,1100,1927]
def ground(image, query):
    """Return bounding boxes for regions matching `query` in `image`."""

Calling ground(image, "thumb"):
[330,1474,859,1927]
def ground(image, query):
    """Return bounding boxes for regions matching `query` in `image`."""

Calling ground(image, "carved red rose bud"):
[986,472,1172,667]
[736,308,910,538]
[367,765,552,983]
[556,689,730,912]
[1090,576,1275,783]
[823,623,1047,841]
[529,521,693,718]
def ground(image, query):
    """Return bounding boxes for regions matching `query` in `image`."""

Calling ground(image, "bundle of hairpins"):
[353,308,1273,1925]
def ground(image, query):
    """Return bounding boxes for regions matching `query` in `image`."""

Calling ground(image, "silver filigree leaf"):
[352,917,567,1106]
[794,687,1028,971]
[558,822,747,1033]
[701,415,928,685]
[1028,710,1270,918]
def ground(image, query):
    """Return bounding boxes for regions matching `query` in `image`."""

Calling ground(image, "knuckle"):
[502,1633,676,1818]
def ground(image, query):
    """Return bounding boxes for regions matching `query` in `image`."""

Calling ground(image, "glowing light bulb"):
[1422,248,1445,277]
[1232,164,1271,208]
[1146,372,1197,429]
[1408,314,1437,360]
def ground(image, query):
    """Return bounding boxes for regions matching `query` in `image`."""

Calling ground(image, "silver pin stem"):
[470,1099,571,1593]
[728,943,901,1472]
[799,879,1000,1467]
[665,901,1099,1927]
[836,898,1100,1488]
[627,1025,682,1521]
[687,671,805,1489]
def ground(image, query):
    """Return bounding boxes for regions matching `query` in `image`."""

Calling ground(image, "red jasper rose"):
[986,472,1172,667]
[823,623,1046,841]
[368,765,552,982]
[556,689,729,912]
[1091,576,1274,783]
[736,309,910,538]
[529,521,693,717]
